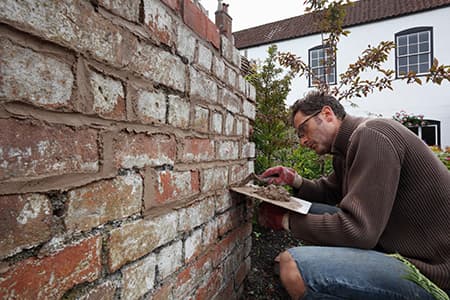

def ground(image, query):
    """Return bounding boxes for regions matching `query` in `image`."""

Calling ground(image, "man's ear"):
[322,106,336,122]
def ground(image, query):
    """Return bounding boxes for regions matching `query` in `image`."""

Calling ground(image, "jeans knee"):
[279,251,306,299]
[279,250,295,264]
[279,251,303,281]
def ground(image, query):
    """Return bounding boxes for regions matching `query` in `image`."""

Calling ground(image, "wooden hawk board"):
[231,185,312,214]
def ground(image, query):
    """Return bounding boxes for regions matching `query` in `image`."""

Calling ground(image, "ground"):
[243,223,301,299]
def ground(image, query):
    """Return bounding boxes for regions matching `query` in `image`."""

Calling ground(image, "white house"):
[233,0,450,148]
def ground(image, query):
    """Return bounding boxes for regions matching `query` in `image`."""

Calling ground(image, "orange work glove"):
[260,166,303,188]
[258,202,289,231]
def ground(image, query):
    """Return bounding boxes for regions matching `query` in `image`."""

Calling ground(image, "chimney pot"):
[215,1,232,40]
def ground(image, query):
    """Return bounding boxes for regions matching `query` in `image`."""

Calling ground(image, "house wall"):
[243,6,450,147]
[0,0,255,299]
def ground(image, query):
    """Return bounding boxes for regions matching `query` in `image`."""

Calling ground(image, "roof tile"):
[234,0,450,49]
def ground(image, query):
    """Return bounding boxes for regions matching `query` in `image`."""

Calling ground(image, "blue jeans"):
[287,203,449,299]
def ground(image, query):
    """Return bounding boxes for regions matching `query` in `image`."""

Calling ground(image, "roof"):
[233,0,450,49]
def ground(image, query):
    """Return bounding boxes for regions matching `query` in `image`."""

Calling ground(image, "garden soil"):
[242,224,301,299]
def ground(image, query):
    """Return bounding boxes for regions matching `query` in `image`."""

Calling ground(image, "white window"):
[407,120,441,147]
[308,45,336,86]
[395,27,433,77]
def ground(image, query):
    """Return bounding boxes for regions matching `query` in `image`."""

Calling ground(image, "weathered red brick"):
[182,0,207,38]
[211,111,223,134]
[236,117,243,136]
[65,173,143,232]
[0,119,98,181]
[97,0,140,22]
[129,42,186,92]
[241,142,256,159]
[203,219,218,249]
[168,94,190,129]
[194,269,223,300]
[181,138,215,162]
[244,236,252,258]
[106,212,178,272]
[143,0,176,46]
[0,236,101,300]
[77,280,116,300]
[242,221,253,238]
[152,281,174,300]
[121,254,156,299]
[157,241,183,279]
[1,38,73,109]
[185,228,203,262]
[134,89,167,124]
[175,253,212,298]
[213,223,250,267]
[0,0,136,67]
[190,68,218,103]
[177,24,196,63]
[0,194,52,259]
[201,167,228,192]
[178,197,215,232]
[214,279,236,300]
[230,163,250,185]
[220,88,241,114]
[235,256,251,288]
[237,75,247,95]
[236,282,245,299]
[220,35,240,67]
[217,206,244,237]
[217,141,239,160]
[243,99,256,120]
[224,112,235,135]
[222,247,243,279]
[227,71,237,97]
[149,170,200,205]
[161,0,180,12]
[206,18,220,49]
[181,0,219,48]
[89,70,126,120]
[192,105,210,132]
[216,191,235,213]
[114,132,176,169]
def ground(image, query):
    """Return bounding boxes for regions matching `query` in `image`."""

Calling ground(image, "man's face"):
[293,108,338,155]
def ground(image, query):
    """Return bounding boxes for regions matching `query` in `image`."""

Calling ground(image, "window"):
[395,27,433,78]
[407,120,441,147]
[308,45,336,86]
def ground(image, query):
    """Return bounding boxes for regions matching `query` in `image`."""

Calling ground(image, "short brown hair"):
[290,91,346,125]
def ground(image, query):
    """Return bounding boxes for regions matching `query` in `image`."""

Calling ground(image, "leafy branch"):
[334,41,395,100]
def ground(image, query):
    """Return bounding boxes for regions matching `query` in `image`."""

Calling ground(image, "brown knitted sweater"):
[291,115,450,289]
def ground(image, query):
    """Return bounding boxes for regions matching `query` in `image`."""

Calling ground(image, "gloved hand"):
[258,202,289,231]
[260,166,303,189]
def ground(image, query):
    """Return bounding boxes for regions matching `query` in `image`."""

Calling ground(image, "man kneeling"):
[258,91,450,299]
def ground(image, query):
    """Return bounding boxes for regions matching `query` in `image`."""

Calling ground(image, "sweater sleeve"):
[294,171,342,205]
[289,127,402,249]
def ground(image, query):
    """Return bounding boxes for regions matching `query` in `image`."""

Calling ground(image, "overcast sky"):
[200,0,306,32]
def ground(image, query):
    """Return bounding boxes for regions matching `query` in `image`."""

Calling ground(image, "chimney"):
[215,1,232,40]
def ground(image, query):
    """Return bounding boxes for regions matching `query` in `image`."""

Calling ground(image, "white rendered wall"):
[242,7,450,147]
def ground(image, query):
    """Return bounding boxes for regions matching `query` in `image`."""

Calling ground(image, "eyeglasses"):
[296,110,321,139]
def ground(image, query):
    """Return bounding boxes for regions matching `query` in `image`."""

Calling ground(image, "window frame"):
[406,119,441,147]
[395,27,433,79]
[308,45,337,87]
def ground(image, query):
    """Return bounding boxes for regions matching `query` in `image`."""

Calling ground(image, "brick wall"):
[0,0,256,299]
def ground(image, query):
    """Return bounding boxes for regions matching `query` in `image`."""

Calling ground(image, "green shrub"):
[255,129,333,179]
[250,45,333,179]
[430,146,450,170]
[286,145,333,179]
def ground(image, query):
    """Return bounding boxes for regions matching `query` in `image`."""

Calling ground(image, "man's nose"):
[300,136,308,146]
